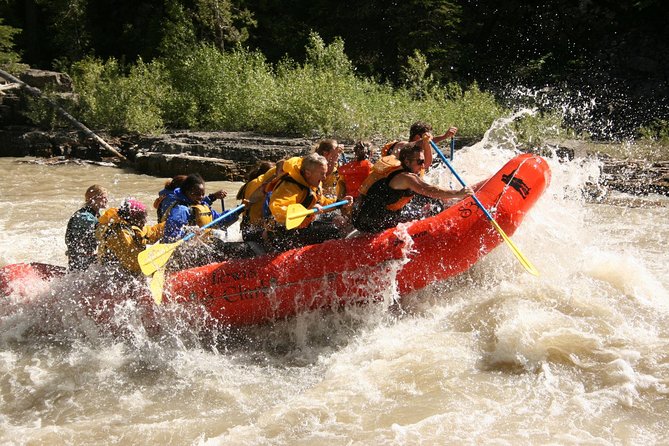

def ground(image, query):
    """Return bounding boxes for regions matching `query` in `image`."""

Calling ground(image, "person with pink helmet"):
[96,198,164,274]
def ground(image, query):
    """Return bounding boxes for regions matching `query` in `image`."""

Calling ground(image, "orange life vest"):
[358,156,413,211]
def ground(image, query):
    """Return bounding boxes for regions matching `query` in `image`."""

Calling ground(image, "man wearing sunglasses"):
[352,143,472,233]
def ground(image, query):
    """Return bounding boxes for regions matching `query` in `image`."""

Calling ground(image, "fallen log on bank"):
[0,68,126,161]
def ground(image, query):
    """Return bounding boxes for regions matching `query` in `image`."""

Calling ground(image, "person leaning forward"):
[161,173,231,243]
[267,153,352,252]
[96,199,164,275]
[353,143,473,233]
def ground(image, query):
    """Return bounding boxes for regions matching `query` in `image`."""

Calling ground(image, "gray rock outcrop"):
[126,131,314,181]
[2,127,668,196]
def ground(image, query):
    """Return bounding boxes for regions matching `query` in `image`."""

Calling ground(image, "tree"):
[157,0,197,59]
[34,0,90,68]
[195,0,257,51]
[244,0,462,84]
[0,18,21,67]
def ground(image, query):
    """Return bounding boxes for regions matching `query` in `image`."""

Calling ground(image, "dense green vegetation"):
[0,18,21,66]
[2,0,668,142]
[59,36,506,140]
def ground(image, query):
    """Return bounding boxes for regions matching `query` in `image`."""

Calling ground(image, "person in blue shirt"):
[161,173,233,243]
[156,174,229,224]
[161,173,251,269]
[154,175,187,222]
[65,184,108,271]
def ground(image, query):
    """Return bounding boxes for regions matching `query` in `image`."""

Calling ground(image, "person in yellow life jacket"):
[267,153,352,252]
[236,160,276,243]
[353,144,473,233]
[381,121,458,171]
[96,199,164,274]
[314,139,342,198]
[337,141,374,201]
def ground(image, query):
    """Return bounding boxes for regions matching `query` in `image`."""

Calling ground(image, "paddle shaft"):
[430,140,539,276]
[429,140,495,221]
[182,204,245,241]
[289,200,350,220]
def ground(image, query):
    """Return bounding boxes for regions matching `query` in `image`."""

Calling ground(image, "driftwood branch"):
[0,82,20,93]
[0,69,127,161]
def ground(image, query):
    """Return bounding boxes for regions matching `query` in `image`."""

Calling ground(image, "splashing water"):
[1,114,668,444]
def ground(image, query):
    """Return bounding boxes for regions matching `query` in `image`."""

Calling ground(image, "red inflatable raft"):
[1,153,550,327]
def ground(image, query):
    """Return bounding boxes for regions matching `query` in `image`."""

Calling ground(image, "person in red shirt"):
[337,141,374,201]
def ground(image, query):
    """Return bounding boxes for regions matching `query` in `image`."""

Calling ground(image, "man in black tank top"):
[353,143,473,233]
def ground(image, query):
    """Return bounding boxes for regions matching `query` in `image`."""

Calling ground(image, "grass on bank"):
[29,32,667,152]
[23,34,514,143]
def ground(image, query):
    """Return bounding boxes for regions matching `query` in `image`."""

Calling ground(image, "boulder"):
[125,131,313,181]
[18,69,73,93]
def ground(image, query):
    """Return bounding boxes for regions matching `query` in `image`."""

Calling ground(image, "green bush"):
[0,18,21,68]
[66,33,516,141]
[165,44,277,130]
[21,90,63,129]
[70,57,170,134]
[638,119,669,143]
[512,111,573,146]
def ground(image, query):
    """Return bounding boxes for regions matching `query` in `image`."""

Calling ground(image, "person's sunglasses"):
[415,158,425,166]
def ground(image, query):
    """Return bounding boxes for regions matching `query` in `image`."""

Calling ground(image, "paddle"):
[138,204,245,276]
[149,267,166,305]
[429,140,539,276]
[286,200,349,230]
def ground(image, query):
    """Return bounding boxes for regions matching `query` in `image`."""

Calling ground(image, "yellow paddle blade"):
[489,219,540,276]
[138,239,184,276]
[149,267,166,305]
[286,203,314,230]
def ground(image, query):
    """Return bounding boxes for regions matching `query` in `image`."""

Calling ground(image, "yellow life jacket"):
[98,207,121,226]
[96,212,143,268]
[160,201,214,227]
[190,204,213,227]
[381,140,400,157]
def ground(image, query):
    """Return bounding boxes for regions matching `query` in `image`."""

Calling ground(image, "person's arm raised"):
[432,127,458,144]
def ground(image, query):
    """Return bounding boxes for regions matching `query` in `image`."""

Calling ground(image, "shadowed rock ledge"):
[0,126,667,197]
[126,131,314,181]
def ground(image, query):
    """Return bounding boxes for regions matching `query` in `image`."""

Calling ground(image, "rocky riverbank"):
[0,126,313,180]
[2,69,668,198]
[1,126,667,198]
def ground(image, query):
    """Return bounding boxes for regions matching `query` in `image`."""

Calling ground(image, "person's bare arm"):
[432,126,458,144]
[418,135,433,168]
[390,172,472,201]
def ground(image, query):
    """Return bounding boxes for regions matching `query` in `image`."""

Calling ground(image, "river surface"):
[1,137,668,445]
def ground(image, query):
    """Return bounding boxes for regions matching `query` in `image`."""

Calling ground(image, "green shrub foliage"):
[70,57,171,134]
[0,18,21,67]
[66,34,512,139]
